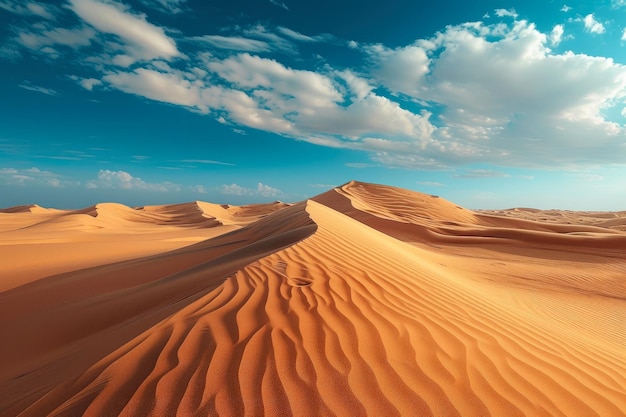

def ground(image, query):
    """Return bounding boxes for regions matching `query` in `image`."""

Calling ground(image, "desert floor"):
[1,181,624,417]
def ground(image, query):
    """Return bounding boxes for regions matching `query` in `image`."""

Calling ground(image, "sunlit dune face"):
[1,181,624,417]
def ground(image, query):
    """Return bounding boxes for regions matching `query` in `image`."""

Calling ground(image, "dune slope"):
[1,182,625,417]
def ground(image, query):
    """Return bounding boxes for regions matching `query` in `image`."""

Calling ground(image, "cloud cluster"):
[0,167,64,187]
[0,167,210,195]
[0,1,57,19]
[367,19,626,167]
[220,182,282,198]
[86,169,181,191]
[3,2,626,170]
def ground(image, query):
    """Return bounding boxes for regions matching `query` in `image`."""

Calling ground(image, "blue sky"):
[1,0,626,209]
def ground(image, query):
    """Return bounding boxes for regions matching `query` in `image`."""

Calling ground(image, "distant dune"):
[1,181,624,417]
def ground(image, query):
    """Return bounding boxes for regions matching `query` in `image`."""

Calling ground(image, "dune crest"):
[1,182,624,417]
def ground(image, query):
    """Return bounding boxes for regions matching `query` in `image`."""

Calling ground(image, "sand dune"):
[1,181,624,416]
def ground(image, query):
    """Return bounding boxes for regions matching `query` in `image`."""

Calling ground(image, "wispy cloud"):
[0,1,57,19]
[417,181,445,187]
[17,27,95,50]
[189,35,270,52]
[310,183,337,188]
[277,27,328,42]
[269,0,288,11]
[180,159,235,166]
[139,0,187,14]
[453,169,510,179]
[18,83,59,96]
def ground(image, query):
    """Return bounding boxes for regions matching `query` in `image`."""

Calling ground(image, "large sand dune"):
[1,181,624,416]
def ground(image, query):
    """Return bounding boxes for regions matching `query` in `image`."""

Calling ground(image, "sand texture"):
[1,181,624,417]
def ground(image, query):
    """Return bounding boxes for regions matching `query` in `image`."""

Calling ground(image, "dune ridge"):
[1,181,624,416]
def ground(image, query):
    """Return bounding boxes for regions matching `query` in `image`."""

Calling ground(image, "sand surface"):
[1,181,624,416]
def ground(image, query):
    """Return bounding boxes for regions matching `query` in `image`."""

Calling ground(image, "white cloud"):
[0,1,57,19]
[18,83,59,96]
[365,20,626,167]
[561,5,572,12]
[495,9,518,18]
[86,169,181,191]
[0,167,67,187]
[367,44,430,96]
[0,167,211,195]
[583,14,605,34]
[242,25,297,53]
[612,0,626,8]
[68,0,179,62]
[549,24,564,45]
[17,27,95,50]
[103,68,209,109]
[80,78,102,91]
[190,35,270,52]
[277,27,326,42]
[16,9,621,173]
[220,182,282,198]
[269,0,288,11]
[256,182,282,198]
[622,28,626,41]
[139,0,186,14]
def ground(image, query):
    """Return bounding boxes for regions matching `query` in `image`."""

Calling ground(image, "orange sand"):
[1,181,624,416]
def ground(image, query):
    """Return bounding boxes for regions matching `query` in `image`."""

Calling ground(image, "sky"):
[1,0,626,210]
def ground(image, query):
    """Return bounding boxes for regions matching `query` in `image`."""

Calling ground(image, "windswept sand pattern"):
[1,182,625,416]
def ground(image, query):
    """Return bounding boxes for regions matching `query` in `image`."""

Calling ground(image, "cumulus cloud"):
[86,169,181,191]
[366,44,430,97]
[583,14,605,34]
[365,19,626,167]
[495,8,518,18]
[549,24,564,45]
[220,182,282,198]
[221,182,282,197]
[79,78,102,91]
